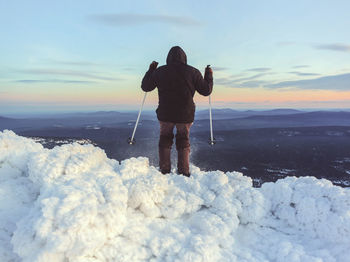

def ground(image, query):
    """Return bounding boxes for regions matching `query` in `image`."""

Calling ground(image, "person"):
[141,46,213,176]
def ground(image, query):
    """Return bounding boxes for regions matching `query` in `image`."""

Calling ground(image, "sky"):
[1,0,350,114]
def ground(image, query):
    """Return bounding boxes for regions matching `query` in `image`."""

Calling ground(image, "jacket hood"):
[166,46,187,65]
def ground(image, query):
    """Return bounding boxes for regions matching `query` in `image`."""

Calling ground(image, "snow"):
[326,131,344,137]
[31,137,94,146]
[266,168,295,176]
[278,130,301,137]
[0,130,350,262]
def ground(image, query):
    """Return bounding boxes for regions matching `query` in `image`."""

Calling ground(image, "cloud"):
[292,65,309,69]
[218,70,350,92]
[214,99,350,108]
[19,69,118,81]
[214,100,266,106]
[88,13,201,27]
[234,73,269,82]
[217,72,269,84]
[122,67,136,71]
[288,71,320,77]
[266,73,350,90]
[211,67,228,71]
[314,43,350,52]
[45,59,100,67]
[216,74,268,88]
[276,41,296,46]
[238,80,268,88]
[306,99,350,104]
[245,67,271,72]
[15,79,95,84]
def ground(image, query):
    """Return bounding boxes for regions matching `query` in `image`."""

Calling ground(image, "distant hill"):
[195,108,304,120]
[2,110,350,132]
[0,116,21,128]
[192,111,350,131]
[244,111,350,123]
[0,111,156,131]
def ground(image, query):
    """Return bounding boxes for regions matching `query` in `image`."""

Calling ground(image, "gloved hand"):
[149,61,159,71]
[205,65,213,75]
[205,65,213,80]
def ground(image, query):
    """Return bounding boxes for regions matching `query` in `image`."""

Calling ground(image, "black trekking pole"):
[207,65,216,146]
[128,92,147,145]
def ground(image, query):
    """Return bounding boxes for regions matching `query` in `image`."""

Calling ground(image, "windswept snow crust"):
[0,130,350,262]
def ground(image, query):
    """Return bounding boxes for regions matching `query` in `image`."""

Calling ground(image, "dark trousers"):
[158,121,192,176]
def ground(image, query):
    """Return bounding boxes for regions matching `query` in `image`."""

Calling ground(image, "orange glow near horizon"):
[2,84,350,109]
[197,86,350,103]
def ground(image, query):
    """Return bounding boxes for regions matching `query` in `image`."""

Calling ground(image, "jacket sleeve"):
[194,69,213,96]
[141,69,157,92]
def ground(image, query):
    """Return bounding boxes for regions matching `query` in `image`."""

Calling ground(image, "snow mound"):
[0,130,349,262]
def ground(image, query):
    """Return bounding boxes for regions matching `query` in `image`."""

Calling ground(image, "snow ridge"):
[0,130,349,262]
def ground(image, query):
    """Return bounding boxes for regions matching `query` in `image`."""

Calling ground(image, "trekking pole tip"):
[127,137,136,145]
[208,138,216,146]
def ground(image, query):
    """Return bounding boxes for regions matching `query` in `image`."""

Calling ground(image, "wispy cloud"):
[266,73,350,90]
[288,71,320,77]
[276,41,296,46]
[232,73,269,83]
[211,67,228,71]
[216,73,269,88]
[214,99,350,108]
[237,80,268,88]
[88,13,201,27]
[245,67,271,72]
[314,43,350,52]
[45,59,100,67]
[122,67,136,71]
[214,100,267,106]
[292,65,309,69]
[19,69,118,81]
[307,99,350,104]
[15,79,95,84]
[218,70,350,91]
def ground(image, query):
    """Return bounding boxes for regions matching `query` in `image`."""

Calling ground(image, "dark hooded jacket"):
[141,46,213,123]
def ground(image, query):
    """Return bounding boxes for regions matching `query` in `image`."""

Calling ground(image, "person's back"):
[141,46,213,176]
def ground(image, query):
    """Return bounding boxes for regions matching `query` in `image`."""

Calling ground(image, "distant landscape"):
[1,109,350,187]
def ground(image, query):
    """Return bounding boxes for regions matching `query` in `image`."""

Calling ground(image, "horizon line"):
[2,107,350,118]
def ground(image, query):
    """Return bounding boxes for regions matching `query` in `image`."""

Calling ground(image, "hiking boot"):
[159,147,171,174]
[177,147,190,177]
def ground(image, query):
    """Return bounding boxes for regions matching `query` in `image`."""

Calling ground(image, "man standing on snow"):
[141,46,213,177]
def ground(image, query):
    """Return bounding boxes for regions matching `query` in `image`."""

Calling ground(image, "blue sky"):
[1,0,350,114]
